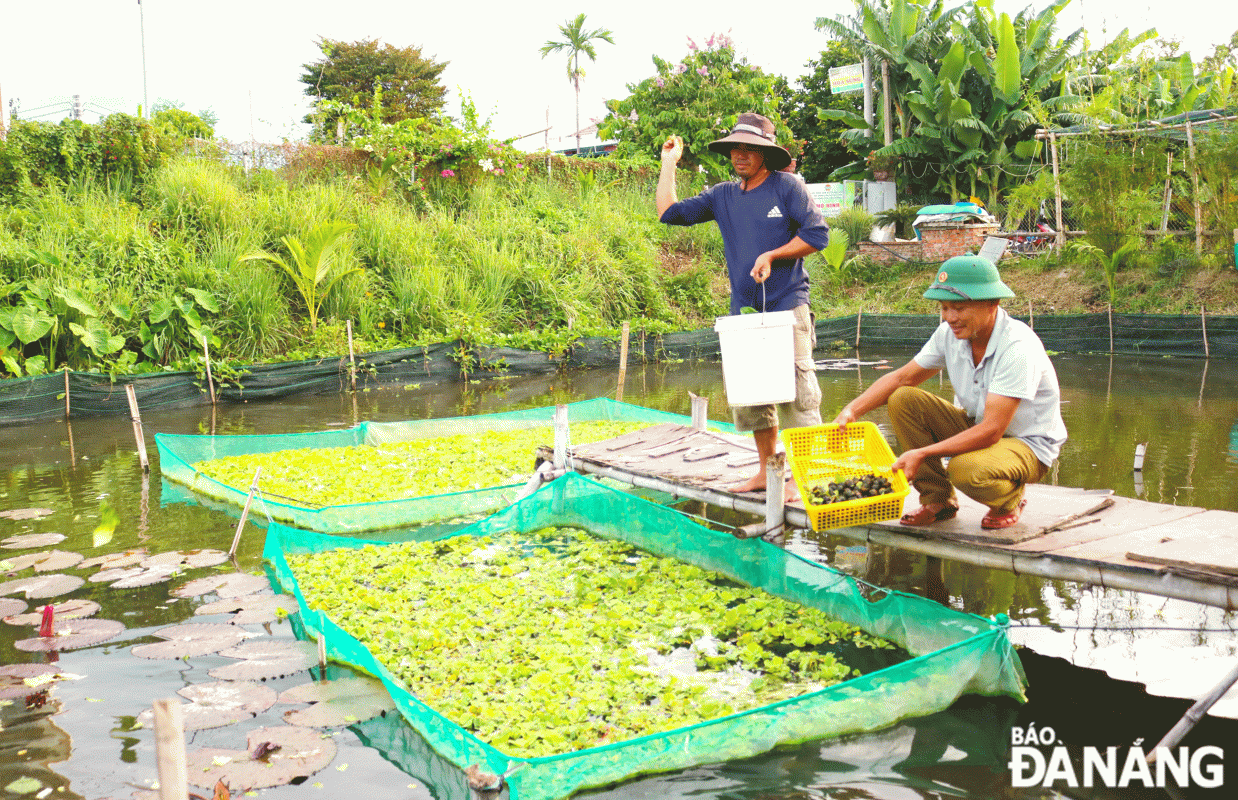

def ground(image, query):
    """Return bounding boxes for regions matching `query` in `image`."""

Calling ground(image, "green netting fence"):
[4,313,1236,427]
[263,471,1027,800]
[158,398,731,533]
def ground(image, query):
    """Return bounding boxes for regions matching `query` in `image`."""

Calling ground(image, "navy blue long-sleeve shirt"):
[659,172,829,315]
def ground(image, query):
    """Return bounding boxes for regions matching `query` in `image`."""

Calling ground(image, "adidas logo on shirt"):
[767,206,783,218]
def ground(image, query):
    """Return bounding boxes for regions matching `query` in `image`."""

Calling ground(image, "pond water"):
[1,351,1236,800]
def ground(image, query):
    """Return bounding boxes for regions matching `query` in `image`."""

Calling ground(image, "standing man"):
[831,256,1067,529]
[657,113,829,494]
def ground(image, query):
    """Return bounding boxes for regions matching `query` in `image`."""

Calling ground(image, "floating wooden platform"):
[570,423,1238,610]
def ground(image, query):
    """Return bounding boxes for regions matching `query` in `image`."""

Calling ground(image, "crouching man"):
[831,256,1066,529]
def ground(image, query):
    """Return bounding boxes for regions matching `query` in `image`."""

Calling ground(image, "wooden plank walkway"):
[570,423,1238,610]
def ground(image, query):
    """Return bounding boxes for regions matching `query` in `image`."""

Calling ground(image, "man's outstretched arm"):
[655,135,683,219]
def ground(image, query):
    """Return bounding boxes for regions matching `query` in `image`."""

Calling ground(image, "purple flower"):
[706,34,715,47]
[673,63,686,75]
[687,36,698,50]
[655,77,665,88]
[441,169,455,177]
[696,67,709,77]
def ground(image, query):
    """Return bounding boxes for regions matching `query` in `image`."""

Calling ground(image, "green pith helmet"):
[923,255,1015,301]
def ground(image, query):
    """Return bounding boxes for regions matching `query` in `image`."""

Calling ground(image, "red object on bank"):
[39,604,54,637]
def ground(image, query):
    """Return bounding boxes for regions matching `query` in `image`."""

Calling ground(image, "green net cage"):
[157,398,726,533]
[264,472,1027,800]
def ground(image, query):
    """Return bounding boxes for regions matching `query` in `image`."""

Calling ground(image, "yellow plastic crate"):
[783,422,911,531]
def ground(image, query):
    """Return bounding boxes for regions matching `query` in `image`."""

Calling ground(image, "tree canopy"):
[775,39,865,183]
[300,37,448,137]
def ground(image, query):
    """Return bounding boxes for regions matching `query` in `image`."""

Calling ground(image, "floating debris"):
[195,593,298,625]
[0,573,85,600]
[136,681,279,732]
[208,640,319,681]
[0,508,55,522]
[15,618,125,652]
[0,532,64,549]
[3,599,101,627]
[184,725,338,790]
[131,622,252,659]
[278,677,395,728]
[3,549,85,573]
[174,572,271,600]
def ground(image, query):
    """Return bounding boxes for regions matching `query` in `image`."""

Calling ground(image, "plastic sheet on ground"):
[263,472,1028,800]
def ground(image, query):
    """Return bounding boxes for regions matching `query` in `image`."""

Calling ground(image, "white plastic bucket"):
[714,310,796,406]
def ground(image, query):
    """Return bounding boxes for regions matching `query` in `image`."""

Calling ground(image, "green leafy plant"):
[239,221,360,332]
[873,203,919,239]
[134,288,220,366]
[827,207,876,247]
[1069,239,1142,305]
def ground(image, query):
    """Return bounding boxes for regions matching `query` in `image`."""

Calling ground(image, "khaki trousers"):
[888,386,1049,514]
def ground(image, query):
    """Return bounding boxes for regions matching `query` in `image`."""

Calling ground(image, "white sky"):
[2,0,1232,150]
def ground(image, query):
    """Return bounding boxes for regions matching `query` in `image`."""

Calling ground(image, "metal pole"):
[553,404,569,470]
[1185,118,1202,256]
[138,0,148,117]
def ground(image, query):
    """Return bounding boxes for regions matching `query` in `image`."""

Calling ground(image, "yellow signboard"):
[828,63,865,95]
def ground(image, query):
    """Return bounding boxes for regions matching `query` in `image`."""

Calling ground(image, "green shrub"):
[827,208,876,247]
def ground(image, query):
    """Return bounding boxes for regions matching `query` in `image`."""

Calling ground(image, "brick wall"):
[858,222,1001,265]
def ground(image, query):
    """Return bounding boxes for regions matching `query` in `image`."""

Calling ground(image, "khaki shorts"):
[732,304,823,432]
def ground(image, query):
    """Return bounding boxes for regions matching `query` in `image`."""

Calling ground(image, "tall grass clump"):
[144,158,250,241]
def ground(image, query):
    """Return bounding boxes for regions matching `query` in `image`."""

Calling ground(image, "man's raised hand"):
[661,135,683,166]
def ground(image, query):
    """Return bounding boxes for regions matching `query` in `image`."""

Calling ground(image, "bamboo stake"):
[1028,299,1034,330]
[855,309,862,349]
[616,321,630,402]
[346,319,356,392]
[201,334,216,405]
[1108,304,1114,355]
[1201,305,1209,359]
[66,421,76,467]
[152,698,188,800]
[553,404,568,470]
[1049,131,1065,248]
[1147,659,1238,763]
[689,392,708,431]
[1185,118,1202,256]
[63,367,71,419]
[125,384,149,473]
[229,467,262,557]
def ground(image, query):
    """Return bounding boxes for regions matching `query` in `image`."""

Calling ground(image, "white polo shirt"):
[913,307,1068,467]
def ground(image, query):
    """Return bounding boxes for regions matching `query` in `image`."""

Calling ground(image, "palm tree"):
[539,13,615,156]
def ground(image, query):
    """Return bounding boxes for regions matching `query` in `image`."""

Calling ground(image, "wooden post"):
[125,384,149,473]
[63,367,71,419]
[1148,659,1238,763]
[228,467,262,557]
[552,404,568,470]
[1107,304,1114,355]
[1184,118,1203,256]
[1049,132,1065,248]
[1028,299,1034,331]
[152,698,188,800]
[1160,150,1173,233]
[881,60,893,146]
[346,320,356,392]
[690,392,709,431]
[764,452,786,540]
[1201,305,1210,359]
[616,321,630,402]
[201,334,216,405]
[854,309,862,349]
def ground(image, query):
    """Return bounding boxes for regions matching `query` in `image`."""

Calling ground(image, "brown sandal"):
[982,499,1027,529]
[899,503,959,526]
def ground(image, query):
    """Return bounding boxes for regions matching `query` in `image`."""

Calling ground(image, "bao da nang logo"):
[1008,724,1224,789]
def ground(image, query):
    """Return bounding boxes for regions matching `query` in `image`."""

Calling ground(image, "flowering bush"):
[599,33,790,183]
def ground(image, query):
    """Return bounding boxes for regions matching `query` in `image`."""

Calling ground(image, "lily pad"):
[135,681,279,732]
[184,725,337,790]
[1,532,64,549]
[0,597,26,617]
[4,598,100,626]
[90,566,145,583]
[15,618,125,652]
[141,548,229,570]
[195,594,298,625]
[0,573,85,600]
[4,549,84,573]
[131,622,252,659]
[0,508,55,522]
[208,639,319,681]
[0,663,62,700]
[109,564,182,589]
[79,548,148,570]
[278,677,395,728]
[174,572,271,600]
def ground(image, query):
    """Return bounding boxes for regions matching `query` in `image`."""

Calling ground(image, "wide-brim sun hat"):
[923,255,1016,301]
[707,113,793,172]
